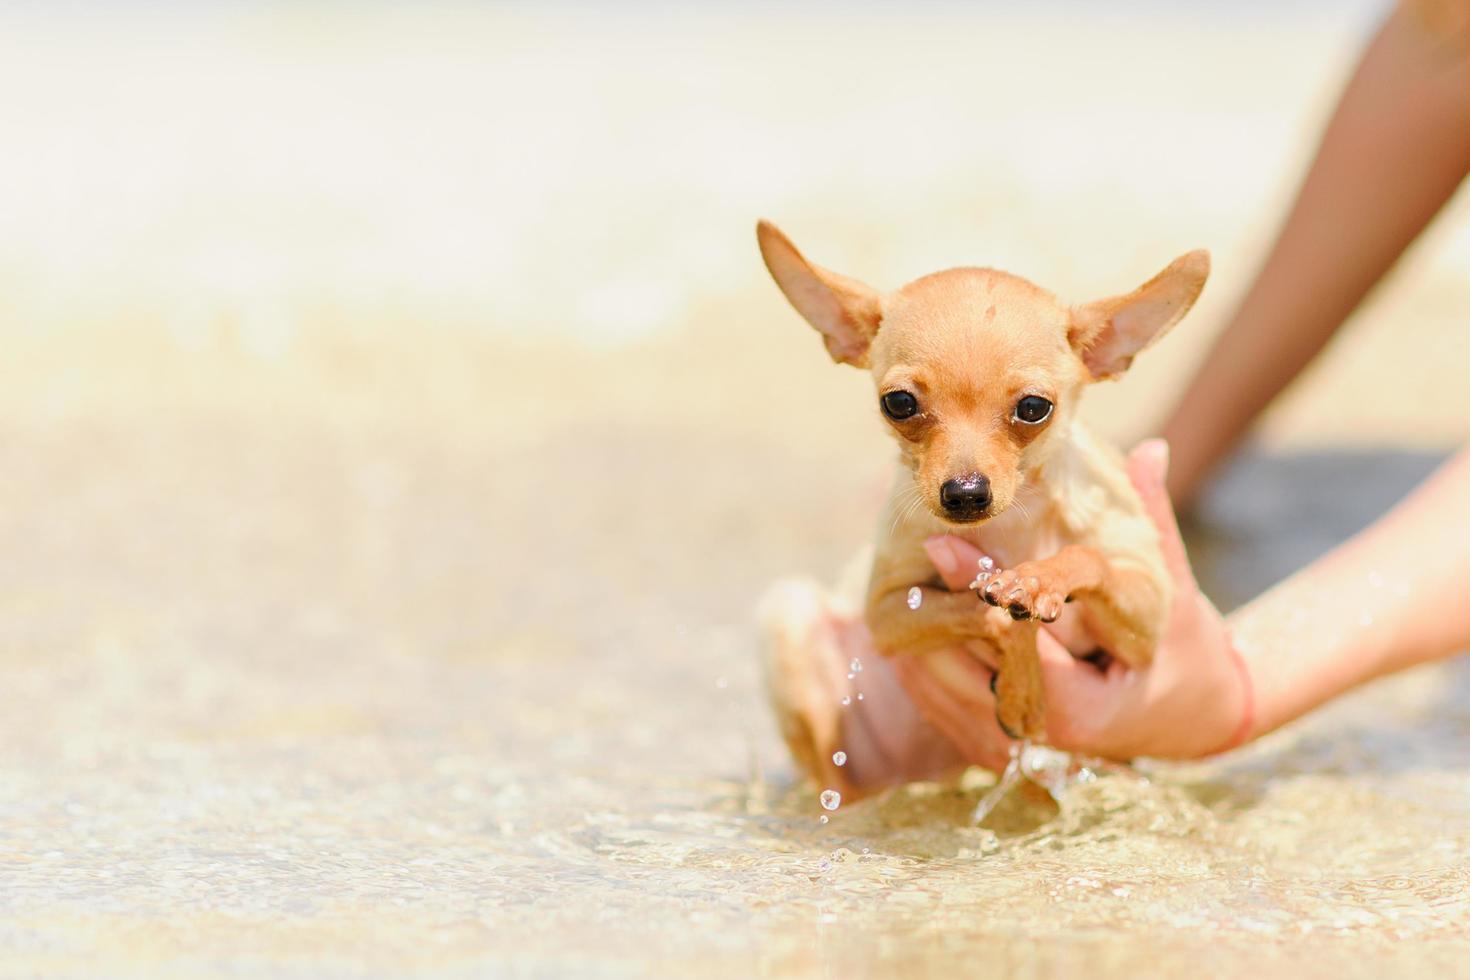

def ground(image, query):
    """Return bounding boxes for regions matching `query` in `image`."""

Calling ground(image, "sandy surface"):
[2,3,1470,977]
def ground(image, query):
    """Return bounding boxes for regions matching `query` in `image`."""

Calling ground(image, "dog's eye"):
[1014,396,1053,424]
[881,390,919,421]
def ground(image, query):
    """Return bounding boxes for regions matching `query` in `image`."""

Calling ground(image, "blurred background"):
[3,0,1466,449]
[3,2,1470,976]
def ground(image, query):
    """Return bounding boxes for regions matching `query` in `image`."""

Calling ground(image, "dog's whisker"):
[889,489,915,535]
[892,488,924,536]
[888,481,927,535]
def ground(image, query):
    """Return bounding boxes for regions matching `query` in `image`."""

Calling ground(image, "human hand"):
[894,439,1254,764]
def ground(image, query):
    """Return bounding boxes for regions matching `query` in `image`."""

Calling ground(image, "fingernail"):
[923,536,959,579]
[1132,438,1169,485]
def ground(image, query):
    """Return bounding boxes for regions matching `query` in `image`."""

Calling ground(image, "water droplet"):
[861,847,870,854]
[846,673,855,680]
[832,751,847,767]
[906,587,923,610]
[840,696,851,706]
[849,658,863,673]
[820,789,842,810]
[819,815,829,824]
[978,556,995,572]
[856,693,864,701]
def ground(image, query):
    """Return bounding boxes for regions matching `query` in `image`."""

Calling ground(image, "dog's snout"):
[939,474,991,519]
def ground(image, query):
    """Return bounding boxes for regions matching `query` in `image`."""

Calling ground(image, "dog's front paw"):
[977,563,1067,623]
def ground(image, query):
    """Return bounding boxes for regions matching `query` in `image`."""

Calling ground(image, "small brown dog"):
[757,220,1208,741]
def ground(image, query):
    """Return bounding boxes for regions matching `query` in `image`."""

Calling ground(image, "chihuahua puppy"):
[757,221,1208,739]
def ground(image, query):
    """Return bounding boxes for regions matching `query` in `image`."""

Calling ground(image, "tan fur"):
[757,219,1209,738]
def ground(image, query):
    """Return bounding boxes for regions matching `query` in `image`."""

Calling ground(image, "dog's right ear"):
[1069,250,1210,381]
[757,220,883,367]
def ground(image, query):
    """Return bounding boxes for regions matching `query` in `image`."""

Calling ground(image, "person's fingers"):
[1126,438,1195,586]
[893,652,1010,770]
[961,638,1000,671]
[924,645,994,700]
[923,535,991,592]
[1033,629,1116,752]
[1036,629,1103,691]
[891,658,984,763]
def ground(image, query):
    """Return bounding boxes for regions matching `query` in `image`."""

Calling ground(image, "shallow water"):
[1,387,1467,977]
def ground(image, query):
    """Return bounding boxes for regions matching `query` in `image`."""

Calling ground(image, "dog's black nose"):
[940,474,991,518]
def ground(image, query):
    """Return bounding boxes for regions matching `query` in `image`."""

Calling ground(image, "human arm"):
[1224,442,1470,743]
[903,440,1470,761]
[1163,5,1470,509]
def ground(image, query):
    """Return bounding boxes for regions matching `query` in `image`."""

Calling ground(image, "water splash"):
[970,741,1143,825]
[970,556,997,590]
[971,741,1029,824]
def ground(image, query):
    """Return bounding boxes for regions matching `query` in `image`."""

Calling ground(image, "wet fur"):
[757,221,1208,738]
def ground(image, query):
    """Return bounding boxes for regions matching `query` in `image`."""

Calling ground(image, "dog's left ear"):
[1069,250,1210,380]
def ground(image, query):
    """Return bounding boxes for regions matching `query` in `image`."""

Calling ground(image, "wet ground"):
[3,3,1470,976]
[1,335,1468,978]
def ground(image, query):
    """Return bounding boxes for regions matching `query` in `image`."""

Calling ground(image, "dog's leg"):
[978,545,1165,667]
[1067,563,1168,668]
[866,584,1000,659]
[869,580,1049,738]
[987,606,1045,739]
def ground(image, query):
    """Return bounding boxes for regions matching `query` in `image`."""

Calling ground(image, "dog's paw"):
[977,562,1067,623]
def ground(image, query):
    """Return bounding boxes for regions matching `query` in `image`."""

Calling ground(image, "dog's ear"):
[757,220,883,367]
[1069,250,1209,380]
